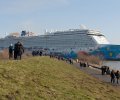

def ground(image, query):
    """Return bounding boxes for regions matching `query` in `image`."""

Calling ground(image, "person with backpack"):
[14,41,24,60]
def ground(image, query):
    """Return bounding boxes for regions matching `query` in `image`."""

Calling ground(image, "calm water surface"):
[103,61,120,70]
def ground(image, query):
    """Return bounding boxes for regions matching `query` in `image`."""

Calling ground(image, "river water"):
[103,61,120,70]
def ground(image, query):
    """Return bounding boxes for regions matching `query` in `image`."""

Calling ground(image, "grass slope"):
[0,57,119,100]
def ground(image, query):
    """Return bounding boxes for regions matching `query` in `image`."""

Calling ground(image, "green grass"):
[0,56,119,100]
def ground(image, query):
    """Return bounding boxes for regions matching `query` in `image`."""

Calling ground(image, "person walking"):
[115,70,120,84]
[110,70,115,84]
[106,67,111,75]
[17,41,24,60]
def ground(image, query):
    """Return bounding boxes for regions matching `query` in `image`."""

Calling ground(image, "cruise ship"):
[0,28,120,60]
[0,29,109,52]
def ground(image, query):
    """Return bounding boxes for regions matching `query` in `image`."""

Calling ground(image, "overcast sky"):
[0,0,120,44]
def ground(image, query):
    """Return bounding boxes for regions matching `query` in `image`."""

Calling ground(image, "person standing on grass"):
[115,70,120,84]
[9,44,13,59]
[14,42,18,60]
[110,70,115,84]
[17,41,24,60]
[14,41,24,60]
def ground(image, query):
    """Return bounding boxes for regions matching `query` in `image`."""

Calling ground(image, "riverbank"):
[73,62,120,86]
[76,58,120,72]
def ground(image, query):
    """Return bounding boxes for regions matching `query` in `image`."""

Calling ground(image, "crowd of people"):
[50,53,120,84]
[49,53,73,64]
[9,43,120,84]
[32,50,43,56]
[101,66,120,84]
[9,41,24,60]
[101,66,111,75]
[77,60,120,84]
[79,61,89,67]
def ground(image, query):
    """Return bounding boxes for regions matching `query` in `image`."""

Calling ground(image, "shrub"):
[0,49,9,59]
[77,52,101,65]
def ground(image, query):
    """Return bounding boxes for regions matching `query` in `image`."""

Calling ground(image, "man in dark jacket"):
[110,70,115,83]
[14,41,24,60]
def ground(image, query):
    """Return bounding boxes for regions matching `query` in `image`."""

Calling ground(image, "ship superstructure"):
[0,29,109,52]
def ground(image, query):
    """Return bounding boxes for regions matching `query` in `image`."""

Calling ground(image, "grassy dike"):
[0,57,120,100]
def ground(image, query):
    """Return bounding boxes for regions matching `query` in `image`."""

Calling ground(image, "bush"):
[77,52,101,65]
[87,55,101,65]
[0,49,9,59]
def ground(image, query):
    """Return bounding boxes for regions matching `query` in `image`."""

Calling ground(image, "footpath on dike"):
[73,61,120,87]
